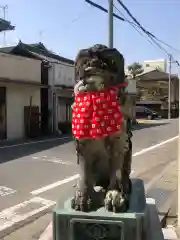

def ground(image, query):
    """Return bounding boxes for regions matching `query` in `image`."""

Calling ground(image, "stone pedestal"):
[52,179,163,240]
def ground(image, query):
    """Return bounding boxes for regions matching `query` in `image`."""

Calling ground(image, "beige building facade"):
[0,52,42,140]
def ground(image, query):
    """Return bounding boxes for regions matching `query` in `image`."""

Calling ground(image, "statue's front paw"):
[71,190,93,212]
[104,190,125,213]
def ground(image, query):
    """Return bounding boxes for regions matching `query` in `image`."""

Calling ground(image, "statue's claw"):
[71,194,92,212]
[71,186,94,212]
[104,190,125,213]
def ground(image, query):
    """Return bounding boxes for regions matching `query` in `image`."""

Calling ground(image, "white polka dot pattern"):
[72,87,123,139]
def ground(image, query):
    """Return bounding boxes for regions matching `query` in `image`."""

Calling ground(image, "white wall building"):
[126,79,136,95]
[45,58,74,132]
[142,59,167,73]
[54,62,74,87]
[0,52,42,140]
[53,62,74,128]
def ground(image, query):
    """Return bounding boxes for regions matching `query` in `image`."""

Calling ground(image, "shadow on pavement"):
[0,136,73,164]
[0,122,169,164]
[132,122,168,131]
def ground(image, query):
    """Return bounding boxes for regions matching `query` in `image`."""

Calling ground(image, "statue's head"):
[74,44,125,87]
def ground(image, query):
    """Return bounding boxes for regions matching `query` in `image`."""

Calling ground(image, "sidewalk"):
[146,160,177,224]
[164,164,180,239]
[151,160,179,239]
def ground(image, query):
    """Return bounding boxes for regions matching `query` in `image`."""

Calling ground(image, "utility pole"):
[176,60,180,226]
[108,0,113,48]
[168,54,172,119]
[168,59,180,226]
[0,5,8,45]
[85,0,115,47]
[178,67,180,226]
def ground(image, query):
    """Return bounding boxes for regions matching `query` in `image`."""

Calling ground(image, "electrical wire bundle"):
[114,0,180,66]
[85,0,179,66]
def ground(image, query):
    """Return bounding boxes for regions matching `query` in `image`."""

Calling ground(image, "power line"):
[85,0,180,55]
[148,34,180,54]
[85,0,124,21]
[113,4,166,55]
[62,2,90,30]
[115,0,180,122]
[86,0,161,52]
[114,3,180,76]
[116,0,180,59]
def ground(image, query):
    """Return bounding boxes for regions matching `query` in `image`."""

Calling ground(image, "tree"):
[127,62,144,79]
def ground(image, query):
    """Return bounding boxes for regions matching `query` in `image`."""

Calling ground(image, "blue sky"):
[1,0,180,71]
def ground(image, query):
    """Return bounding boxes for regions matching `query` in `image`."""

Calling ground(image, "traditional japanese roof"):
[0,18,15,32]
[0,41,74,64]
[136,69,177,81]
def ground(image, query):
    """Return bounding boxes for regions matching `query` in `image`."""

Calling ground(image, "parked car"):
[136,106,159,120]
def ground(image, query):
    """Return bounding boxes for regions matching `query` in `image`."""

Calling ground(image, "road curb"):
[162,226,178,240]
[39,222,52,240]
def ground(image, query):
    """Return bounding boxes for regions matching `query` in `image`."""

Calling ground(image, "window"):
[146,64,150,67]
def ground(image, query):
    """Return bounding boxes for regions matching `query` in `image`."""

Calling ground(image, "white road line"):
[39,157,73,165]
[32,156,73,165]
[32,156,40,160]
[0,197,55,238]
[132,135,178,157]
[30,174,80,195]
[30,135,178,196]
[44,159,73,165]
[0,186,16,197]
[0,136,70,149]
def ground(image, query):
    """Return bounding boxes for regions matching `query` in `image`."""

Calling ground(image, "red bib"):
[72,83,127,139]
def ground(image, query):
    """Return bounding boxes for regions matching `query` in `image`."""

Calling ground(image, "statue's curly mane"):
[74,44,125,85]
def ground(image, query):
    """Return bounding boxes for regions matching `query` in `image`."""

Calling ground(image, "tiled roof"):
[0,41,74,64]
[137,69,177,81]
[0,18,15,32]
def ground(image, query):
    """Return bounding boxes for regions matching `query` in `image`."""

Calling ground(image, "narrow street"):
[0,119,178,239]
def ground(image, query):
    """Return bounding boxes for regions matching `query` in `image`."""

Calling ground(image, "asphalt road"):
[0,119,178,237]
